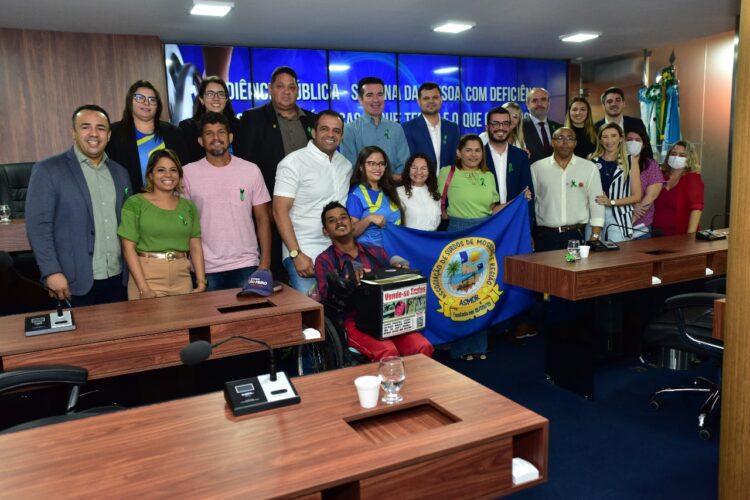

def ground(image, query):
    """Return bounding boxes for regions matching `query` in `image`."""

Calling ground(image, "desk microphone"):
[696,212,729,241]
[180,335,300,416]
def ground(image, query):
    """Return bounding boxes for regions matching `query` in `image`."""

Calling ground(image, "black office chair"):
[644,292,724,439]
[0,365,123,434]
[0,250,51,315]
[0,162,34,219]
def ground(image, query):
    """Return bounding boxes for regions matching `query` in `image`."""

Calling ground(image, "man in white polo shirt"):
[531,127,604,251]
[273,110,353,295]
[182,112,271,290]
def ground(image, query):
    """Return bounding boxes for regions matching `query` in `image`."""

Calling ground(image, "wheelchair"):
[297,265,370,375]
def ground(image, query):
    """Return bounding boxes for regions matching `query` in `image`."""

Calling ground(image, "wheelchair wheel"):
[299,316,346,374]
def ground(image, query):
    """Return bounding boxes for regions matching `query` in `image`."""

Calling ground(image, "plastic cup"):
[354,375,381,408]
[579,245,591,258]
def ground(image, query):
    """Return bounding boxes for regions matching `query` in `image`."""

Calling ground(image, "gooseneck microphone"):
[180,335,299,415]
[696,213,729,241]
[181,335,276,381]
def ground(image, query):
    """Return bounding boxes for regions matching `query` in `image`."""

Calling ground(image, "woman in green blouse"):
[118,149,206,300]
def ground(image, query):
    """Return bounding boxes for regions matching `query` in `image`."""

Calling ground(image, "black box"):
[354,271,427,340]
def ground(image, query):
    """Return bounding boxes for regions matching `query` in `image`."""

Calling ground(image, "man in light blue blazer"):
[402,82,460,171]
[26,105,132,306]
[484,106,534,225]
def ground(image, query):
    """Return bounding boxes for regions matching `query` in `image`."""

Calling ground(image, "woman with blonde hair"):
[502,101,527,150]
[588,123,642,242]
[564,96,597,159]
[653,140,704,235]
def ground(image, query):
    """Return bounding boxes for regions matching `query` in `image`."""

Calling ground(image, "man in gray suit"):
[26,105,132,306]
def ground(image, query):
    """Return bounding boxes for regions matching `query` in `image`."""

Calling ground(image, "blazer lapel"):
[64,148,95,225]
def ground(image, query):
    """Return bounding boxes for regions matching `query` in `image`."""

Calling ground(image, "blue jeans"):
[283,257,317,296]
[206,266,257,291]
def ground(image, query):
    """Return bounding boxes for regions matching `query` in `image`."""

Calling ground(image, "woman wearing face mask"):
[564,96,597,159]
[626,129,663,238]
[397,154,441,231]
[179,76,239,163]
[589,123,641,242]
[653,140,704,236]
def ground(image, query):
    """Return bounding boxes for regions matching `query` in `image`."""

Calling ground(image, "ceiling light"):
[328,64,350,72]
[559,32,601,43]
[434,67,459,75]
[190,0,234,17]
[433,22,474,34]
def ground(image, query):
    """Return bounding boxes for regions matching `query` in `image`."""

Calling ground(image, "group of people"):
[24,66,705,362]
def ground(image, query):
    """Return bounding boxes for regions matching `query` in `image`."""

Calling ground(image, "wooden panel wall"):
[0,28,166,164]
[719,5,750,499]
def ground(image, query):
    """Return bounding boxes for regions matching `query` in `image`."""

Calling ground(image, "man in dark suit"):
[594,86,648,137]
[521,87,562,164]
[484,106,534,224]
[233,66,316,280]
[26,105,132,306]
[402,82,460,170]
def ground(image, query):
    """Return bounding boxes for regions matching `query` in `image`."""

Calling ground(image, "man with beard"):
[402,82,460,171]
[594,86,648,138]
[522,87,562,164]
[484,105,534,223]
[273,110,352,295]
[182,112,271,290]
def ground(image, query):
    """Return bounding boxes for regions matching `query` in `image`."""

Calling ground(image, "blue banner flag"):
[383,195,536,345]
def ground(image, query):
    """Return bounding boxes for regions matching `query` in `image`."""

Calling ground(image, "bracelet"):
[196,278,208,285]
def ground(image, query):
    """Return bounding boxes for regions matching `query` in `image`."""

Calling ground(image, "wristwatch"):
[290,249,300,259]
[591,233,600,240]
[610,199,616,206]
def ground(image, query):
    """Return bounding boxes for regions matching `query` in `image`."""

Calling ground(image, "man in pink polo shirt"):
[183,112,272,290]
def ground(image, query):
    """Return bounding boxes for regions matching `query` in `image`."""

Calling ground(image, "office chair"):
[0,365,123,434]
[0,250,50,315]
[644,292,724,439]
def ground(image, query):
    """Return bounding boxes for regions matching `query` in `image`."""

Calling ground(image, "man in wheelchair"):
[314,202,433,361]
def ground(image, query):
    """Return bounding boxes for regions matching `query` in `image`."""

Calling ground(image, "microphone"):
[180,335,299,415]
[696,213,729,241]
[604,223,651,238]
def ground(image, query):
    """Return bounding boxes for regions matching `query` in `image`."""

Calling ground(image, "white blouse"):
[397,185,441,231]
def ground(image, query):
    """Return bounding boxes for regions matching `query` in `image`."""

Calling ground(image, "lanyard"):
[359,184,398,214]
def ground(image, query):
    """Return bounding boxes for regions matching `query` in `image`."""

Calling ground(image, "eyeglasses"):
[133,93,158,105]
[364,160,386,168]
[204,90,227,100]
[553,136,577,143]
[489,120,512,129]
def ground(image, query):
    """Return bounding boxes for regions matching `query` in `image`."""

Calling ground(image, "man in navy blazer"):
[402,82,460,171]
[26,105,132,306]
[484,106,534,224]
[594,86,648,138]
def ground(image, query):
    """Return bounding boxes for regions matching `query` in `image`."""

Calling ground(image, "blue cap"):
[238,269,274,297]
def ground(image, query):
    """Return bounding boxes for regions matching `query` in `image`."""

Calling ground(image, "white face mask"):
[625,140,642,156]
[668,155,688,169]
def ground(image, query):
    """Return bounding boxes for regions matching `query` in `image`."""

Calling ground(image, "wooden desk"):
[0,355,548,498]
[0,219,30,252]
[0,285,323,379]
[505,233,728,301]
[504,233,728,398]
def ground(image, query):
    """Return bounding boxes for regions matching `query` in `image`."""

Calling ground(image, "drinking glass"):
[0,205,10,223]
[567,239,580,260]
[379,356,406,404]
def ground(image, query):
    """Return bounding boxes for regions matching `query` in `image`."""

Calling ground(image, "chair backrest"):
[0,162,35,219]
[666,293,725,356]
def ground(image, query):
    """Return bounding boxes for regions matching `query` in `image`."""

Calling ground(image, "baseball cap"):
[237,269,274,297]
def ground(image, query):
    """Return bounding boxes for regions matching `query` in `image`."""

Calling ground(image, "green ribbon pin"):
[178,214,188,226]
[240,188,245,201]
[508,163,514,173]
[384,129,390,140]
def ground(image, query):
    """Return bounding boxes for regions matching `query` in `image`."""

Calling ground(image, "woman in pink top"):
[627,129,664,239]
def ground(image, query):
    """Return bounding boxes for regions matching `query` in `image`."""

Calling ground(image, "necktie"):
[539,122,551,155]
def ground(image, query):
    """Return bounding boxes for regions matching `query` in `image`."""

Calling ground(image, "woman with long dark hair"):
[178,76,239,163]
[346,146,404,247]
[397,154,441,231]
[107,80,188,192]
[626,128,663,238]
